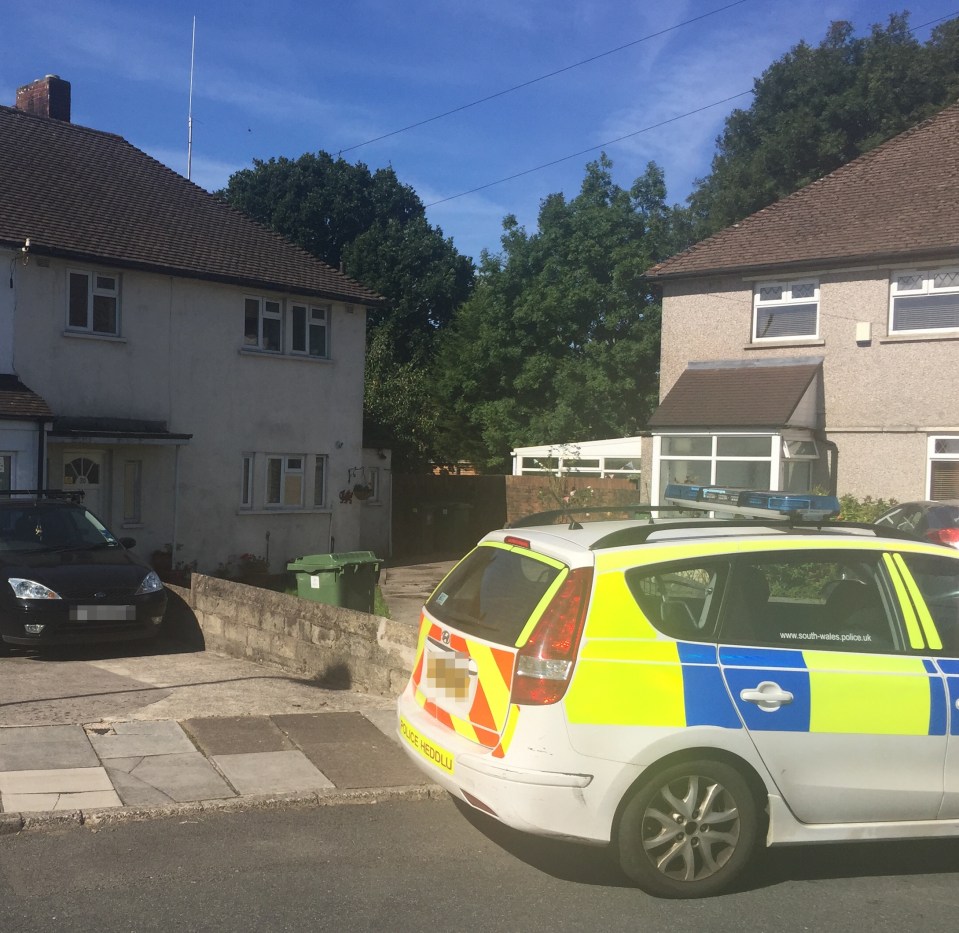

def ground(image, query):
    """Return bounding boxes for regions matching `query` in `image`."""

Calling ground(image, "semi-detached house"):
[645,100,959,505]
[0,76,383,573]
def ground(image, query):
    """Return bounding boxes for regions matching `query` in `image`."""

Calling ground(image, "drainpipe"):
[823,439,839,496]
[36,419,48,490]
[171,444,181,559]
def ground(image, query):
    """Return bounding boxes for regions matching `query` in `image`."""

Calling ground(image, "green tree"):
[433,156,673,472]
[220,152,474,468]
[688,12,959,237]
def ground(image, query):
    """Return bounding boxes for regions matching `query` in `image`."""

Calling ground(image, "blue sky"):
[2,1,957,263]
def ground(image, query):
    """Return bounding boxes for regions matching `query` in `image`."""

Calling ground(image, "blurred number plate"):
[70,605,136,621]
[399,716,454,775]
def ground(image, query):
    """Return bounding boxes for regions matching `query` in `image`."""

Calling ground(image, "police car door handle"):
[740,681,794,711]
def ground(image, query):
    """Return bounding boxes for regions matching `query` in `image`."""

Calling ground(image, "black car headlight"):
[136,571,164,595]
[9,578,62,600]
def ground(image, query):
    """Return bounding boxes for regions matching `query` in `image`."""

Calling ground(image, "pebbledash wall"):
[166,576,418,697]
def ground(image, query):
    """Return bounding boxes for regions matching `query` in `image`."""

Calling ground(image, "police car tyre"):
[618,759,760,899]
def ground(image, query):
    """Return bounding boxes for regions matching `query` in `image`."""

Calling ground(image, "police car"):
[397,487,959,898]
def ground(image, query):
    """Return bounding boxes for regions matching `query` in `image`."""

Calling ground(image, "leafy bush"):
[837,494,897,523]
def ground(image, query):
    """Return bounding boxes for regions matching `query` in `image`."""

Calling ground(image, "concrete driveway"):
[0,638,397,729]
[0,559,456,729]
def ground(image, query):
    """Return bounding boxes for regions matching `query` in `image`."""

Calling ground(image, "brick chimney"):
[15,75,71,121]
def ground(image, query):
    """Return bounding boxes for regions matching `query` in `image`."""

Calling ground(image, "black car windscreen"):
[426,546,562,646]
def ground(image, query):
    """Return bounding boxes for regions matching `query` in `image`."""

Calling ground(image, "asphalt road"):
[3,796,959,931]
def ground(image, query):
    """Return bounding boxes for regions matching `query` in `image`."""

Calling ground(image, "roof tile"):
[649,102,959,280]
[0,106,382,304]
[647,362,821,428]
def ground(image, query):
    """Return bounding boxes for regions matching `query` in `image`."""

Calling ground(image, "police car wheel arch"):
[617,757,761,898]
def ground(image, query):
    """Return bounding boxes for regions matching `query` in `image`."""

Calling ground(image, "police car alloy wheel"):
[617,759,761,899]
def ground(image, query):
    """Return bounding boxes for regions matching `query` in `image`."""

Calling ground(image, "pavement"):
[0,558,458,834]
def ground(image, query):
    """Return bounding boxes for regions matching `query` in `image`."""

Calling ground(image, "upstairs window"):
[244,297,282,352]
[891,269,959,334]
[291,305,329,358]
[753,281,818,341]
[244,297,331,358]
[68,270,120,335]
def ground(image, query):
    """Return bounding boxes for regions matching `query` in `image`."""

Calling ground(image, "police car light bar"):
[663,483,840,520]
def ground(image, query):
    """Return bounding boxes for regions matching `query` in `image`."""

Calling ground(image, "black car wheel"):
[618,758,761,898]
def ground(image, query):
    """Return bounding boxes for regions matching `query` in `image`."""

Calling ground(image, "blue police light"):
[663,483,840,519]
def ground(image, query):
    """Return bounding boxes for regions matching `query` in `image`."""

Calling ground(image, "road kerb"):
[1,782,444,834]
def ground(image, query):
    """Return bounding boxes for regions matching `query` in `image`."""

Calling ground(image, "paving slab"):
[0,724,99,771]
[105,766,177,808]
[212,750,334,796]
[296,739,430,789]
[123,751,235,803]
[273,711,389,745]
[88,720,196,759]
[4,790,121,811]
[0,766,113,795]
[363,708,399,740]
[182,716,294,756]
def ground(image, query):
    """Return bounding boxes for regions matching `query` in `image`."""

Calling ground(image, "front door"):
[63,450,105,518]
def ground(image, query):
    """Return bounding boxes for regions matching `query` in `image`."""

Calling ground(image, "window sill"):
[239,347,332,363]
[63,330,126,344]
[744,338,824,350]
[121,522,144,530]
[879,332,959,344]
[238,508,333,516]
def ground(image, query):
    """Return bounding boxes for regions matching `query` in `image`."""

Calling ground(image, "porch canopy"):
[48,417,192,445]
[648,358,823,431]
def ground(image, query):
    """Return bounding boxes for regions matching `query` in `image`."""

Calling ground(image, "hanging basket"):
[352,483,374,501]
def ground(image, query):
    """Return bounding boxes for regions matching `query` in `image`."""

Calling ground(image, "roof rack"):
[0,488,85,504]
[509,504,699,529]
[588,518,921,551]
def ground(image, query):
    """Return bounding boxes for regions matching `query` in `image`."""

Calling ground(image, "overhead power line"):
[425,91,753,207]
[424,9,959,208]
[337,0,750,156]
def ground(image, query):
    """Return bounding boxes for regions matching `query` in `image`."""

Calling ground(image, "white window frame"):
[0,452,14,493]
[244,297,333,358]
[68,269,121,336]
[753,280,819,342]
[240,454,254,509]
[313,455,328,508]
[291,305,330,359]
[363,466,380,503]
[244,297,283,352]
[890,268,959,335]
[266,454,305,508]
[927,436,959,499]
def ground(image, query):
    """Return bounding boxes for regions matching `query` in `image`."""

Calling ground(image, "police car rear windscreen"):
[426,546,561,645]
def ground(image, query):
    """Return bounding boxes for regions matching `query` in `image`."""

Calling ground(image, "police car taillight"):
[512,567,593,706]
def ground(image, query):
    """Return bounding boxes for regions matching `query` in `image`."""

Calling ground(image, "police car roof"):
[487,516,917,555]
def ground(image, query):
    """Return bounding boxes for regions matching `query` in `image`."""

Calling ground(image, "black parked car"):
[874,500,959,549]
[0,494,166,650]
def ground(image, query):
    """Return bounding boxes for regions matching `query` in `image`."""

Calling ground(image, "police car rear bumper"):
[397,694,609,843]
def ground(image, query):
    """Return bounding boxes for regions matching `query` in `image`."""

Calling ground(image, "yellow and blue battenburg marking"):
[678,642,741,728]
[937,658,959,735]
[720,646,947,736]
